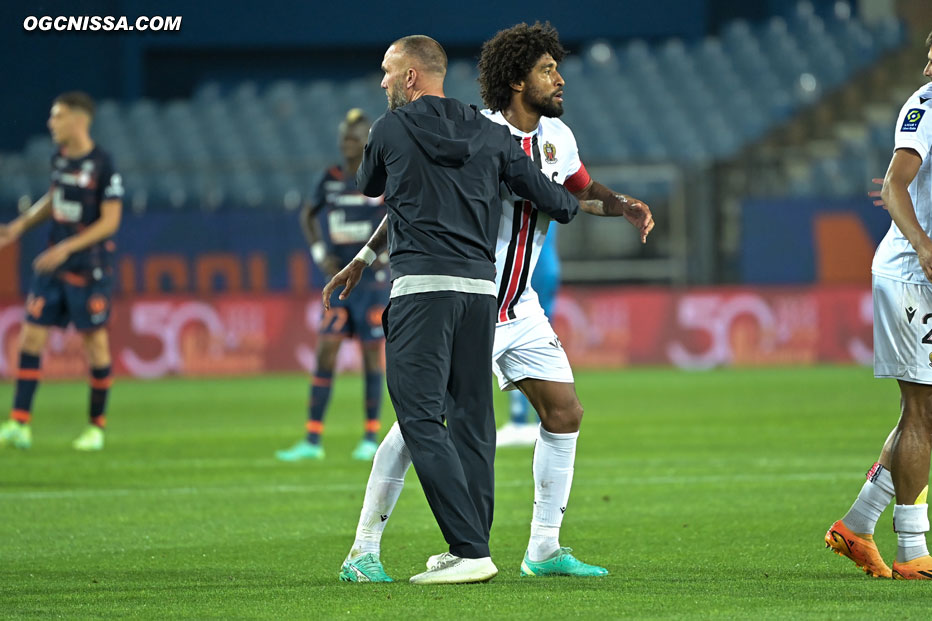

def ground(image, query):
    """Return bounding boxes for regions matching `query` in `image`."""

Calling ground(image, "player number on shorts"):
[922,314,932,345]
[322,307,349,332]
[52,187,83,222]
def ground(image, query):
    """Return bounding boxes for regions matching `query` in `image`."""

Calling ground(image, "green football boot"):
[351,439,379,461]
[339,553,393,583]
[520,547,608,577]
[275,440,325,462]
[0,419,32,450]
[72,426,104,451]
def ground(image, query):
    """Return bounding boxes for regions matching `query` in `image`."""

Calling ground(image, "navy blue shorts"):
[320,285,389,343]
[25,271,113,332]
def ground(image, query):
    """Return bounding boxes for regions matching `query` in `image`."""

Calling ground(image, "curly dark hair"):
[478,22,567,112]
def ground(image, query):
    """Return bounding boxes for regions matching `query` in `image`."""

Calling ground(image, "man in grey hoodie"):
[323,35,581,584]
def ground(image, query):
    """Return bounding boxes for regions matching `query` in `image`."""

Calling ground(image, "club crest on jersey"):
[543,141,557,164]
[902,108,925,133]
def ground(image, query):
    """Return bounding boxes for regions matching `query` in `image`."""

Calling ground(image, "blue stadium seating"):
[0,2,905,208]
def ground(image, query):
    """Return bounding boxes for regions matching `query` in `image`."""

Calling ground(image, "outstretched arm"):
[0,192,52,249]
[321,216,389,310]
[34,199,122,273]
[574,180,654,244]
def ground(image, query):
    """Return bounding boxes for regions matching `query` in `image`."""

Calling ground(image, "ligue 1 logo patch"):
[543,141,557,164]
[902,108,925,133]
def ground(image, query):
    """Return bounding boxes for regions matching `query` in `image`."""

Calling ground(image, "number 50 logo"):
[120,301,225,378]
[667,294,780,369]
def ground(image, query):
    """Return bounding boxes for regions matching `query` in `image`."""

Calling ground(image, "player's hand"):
[868,177,886,209]
[617,194,655,243]
[322,259,367,311]
[0,221,23,250]
[33,243,70,273]
[919,239,932,284]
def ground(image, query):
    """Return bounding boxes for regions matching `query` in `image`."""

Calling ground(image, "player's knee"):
[916,393,932,423]
[901,385,932,418]
[19,325,48,354]
[316,341,340,371]
[82,332,111,367]
[541,400,583,432]
[362,348,384,372]
[567,401,584,427]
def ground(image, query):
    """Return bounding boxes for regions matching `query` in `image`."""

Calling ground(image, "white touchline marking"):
[0,472,848,501]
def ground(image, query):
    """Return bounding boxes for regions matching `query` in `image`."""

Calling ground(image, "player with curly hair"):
[339,23,654,582]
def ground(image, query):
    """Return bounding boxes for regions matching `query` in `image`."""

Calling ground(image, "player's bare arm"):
[574,180,655,243]
[0,193,52,249]
[34,199,121,273]
[881,148,928,280]
[321,215,388,310]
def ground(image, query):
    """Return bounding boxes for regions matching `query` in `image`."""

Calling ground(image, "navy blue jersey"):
[309,165,387,285]
[48,145,123,275]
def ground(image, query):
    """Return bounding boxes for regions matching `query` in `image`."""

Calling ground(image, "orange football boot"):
[892,555,932,580]
[825,519,892,578]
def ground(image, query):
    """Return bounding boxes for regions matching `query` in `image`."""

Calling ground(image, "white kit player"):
[337,22,654,583]
[826,33,932,581]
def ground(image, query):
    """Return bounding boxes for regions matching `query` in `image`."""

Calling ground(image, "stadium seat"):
[0,5,905,208]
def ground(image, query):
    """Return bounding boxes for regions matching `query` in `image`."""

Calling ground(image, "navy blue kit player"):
[0,92,123,451]
[276,109,390,463]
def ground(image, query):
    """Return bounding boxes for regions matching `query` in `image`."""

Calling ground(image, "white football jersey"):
[483,110,591,324]
[872,82,932,285]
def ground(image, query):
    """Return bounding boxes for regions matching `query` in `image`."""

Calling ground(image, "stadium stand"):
[0,2,906,210]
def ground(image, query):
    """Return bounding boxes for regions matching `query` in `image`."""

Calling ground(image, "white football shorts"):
[873,273,932,384]
[492,311,574,391]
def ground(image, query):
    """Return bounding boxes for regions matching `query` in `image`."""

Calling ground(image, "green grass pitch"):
[1,366,931,619]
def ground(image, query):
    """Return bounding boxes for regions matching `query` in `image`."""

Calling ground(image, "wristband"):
[310,242,327,265]
[354,245,377,266]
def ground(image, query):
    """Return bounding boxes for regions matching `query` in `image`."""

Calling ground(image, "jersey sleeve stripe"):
[563,162,591,194]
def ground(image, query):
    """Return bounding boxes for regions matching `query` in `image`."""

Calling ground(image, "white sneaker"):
[426,551,454,570]
[496,422,538,448]
[409,554,498,584]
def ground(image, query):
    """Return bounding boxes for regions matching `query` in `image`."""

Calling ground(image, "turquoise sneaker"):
[72,426,104,451]
[351,439,378,461]
[0,419,32,450]
[339,553,393,582]
[520,547,608,577]
[275,440,324,462]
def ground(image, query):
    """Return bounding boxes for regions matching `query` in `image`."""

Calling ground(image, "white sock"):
[527,426,578,562]
[842,463,894,535]
[893,503,930,563]
[347,422,411,560]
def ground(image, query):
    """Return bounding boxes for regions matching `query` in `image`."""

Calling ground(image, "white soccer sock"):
[527,426,578,562]
[894,503,930,563]
[842,463,894,535]
[347,422,411,560]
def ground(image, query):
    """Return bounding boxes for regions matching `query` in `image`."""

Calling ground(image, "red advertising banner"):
[0,285,874,379]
